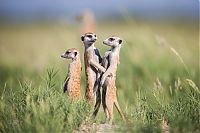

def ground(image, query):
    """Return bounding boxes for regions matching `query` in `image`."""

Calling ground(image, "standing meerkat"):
[100,36,126,124]
[61,48,81,100]
[81,32,106,103]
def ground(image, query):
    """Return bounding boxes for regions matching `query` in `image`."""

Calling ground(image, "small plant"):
[0,68,91,133]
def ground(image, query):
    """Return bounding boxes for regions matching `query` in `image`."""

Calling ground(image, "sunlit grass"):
[0,21,199,132]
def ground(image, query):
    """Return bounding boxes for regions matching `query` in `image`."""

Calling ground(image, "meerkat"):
[76,9,96,34]
[61,48,81,100]
[100,36,126,124]
[81,32,106,103]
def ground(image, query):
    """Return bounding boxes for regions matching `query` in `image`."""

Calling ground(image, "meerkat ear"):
[119,39,122,44]
[74,52,78,57]
[81,36,84,41]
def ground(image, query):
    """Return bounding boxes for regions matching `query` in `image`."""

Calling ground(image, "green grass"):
[0,21,199,132]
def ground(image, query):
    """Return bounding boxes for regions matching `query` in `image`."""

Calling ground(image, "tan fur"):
[77,9,95,34]
[99,37,125,124]
[81,33,106,104]
[161,120,170,133]
[61,48,81,100]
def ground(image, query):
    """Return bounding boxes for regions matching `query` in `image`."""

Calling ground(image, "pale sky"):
[0,0,198,22]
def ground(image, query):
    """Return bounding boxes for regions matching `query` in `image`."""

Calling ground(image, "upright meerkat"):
[81,32,106,103]
[61,48,81,100]
[100,36,126,124]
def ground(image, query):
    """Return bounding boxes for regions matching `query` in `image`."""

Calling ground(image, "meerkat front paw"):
[108,73,113,77]
[100,73,113,86]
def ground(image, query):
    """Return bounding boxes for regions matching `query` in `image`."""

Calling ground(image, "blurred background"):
[0,0,199,102]
[0,0,199,132]
[0,0,198,69]
[0,0,199,97]
[0,0,198,22]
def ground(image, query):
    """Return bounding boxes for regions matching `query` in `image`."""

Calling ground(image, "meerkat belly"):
[68,66,81,88]
[68,77,81,97]
[104,76,117,100]
[85,68,96,102]
[86,68,96,83]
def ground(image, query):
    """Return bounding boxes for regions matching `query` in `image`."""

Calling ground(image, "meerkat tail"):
[114,100,126,121]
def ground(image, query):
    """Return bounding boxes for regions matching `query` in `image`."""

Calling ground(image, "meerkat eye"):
[94,34,96,37]
[109,38,115,42]
[65,51,70,54]
[86,35,92,38]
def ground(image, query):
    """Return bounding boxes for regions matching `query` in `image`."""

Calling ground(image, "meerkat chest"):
[102,51,111,67]
[93,48,100,61]
[110,52,118,61]
[110,53,119,68]
[68,62,79,77]
[85,48,99,63]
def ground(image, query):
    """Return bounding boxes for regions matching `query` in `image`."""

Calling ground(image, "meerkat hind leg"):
[105,83,114,125]
[92,87,101,118]
[102,85,109,122]
[106,98,114,125]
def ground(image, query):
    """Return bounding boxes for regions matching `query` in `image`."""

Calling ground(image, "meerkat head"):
[103,36,122,48]
[61,48,79,61]
[81,32,97,45]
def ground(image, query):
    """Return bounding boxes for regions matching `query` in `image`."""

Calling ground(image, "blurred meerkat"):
[61,48,81,100]
[81,33,106,103]
[77,9,95,34]
[99,36,126,124]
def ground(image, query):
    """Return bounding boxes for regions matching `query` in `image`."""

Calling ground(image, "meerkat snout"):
[81,32,97,44]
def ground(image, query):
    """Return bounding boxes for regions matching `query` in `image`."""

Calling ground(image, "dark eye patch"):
[65,51,70,54]
[86,35,92,38]
[94,34,96,37]
[109,38,115,41]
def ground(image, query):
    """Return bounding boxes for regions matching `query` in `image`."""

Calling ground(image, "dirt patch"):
[76,121,120,133]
